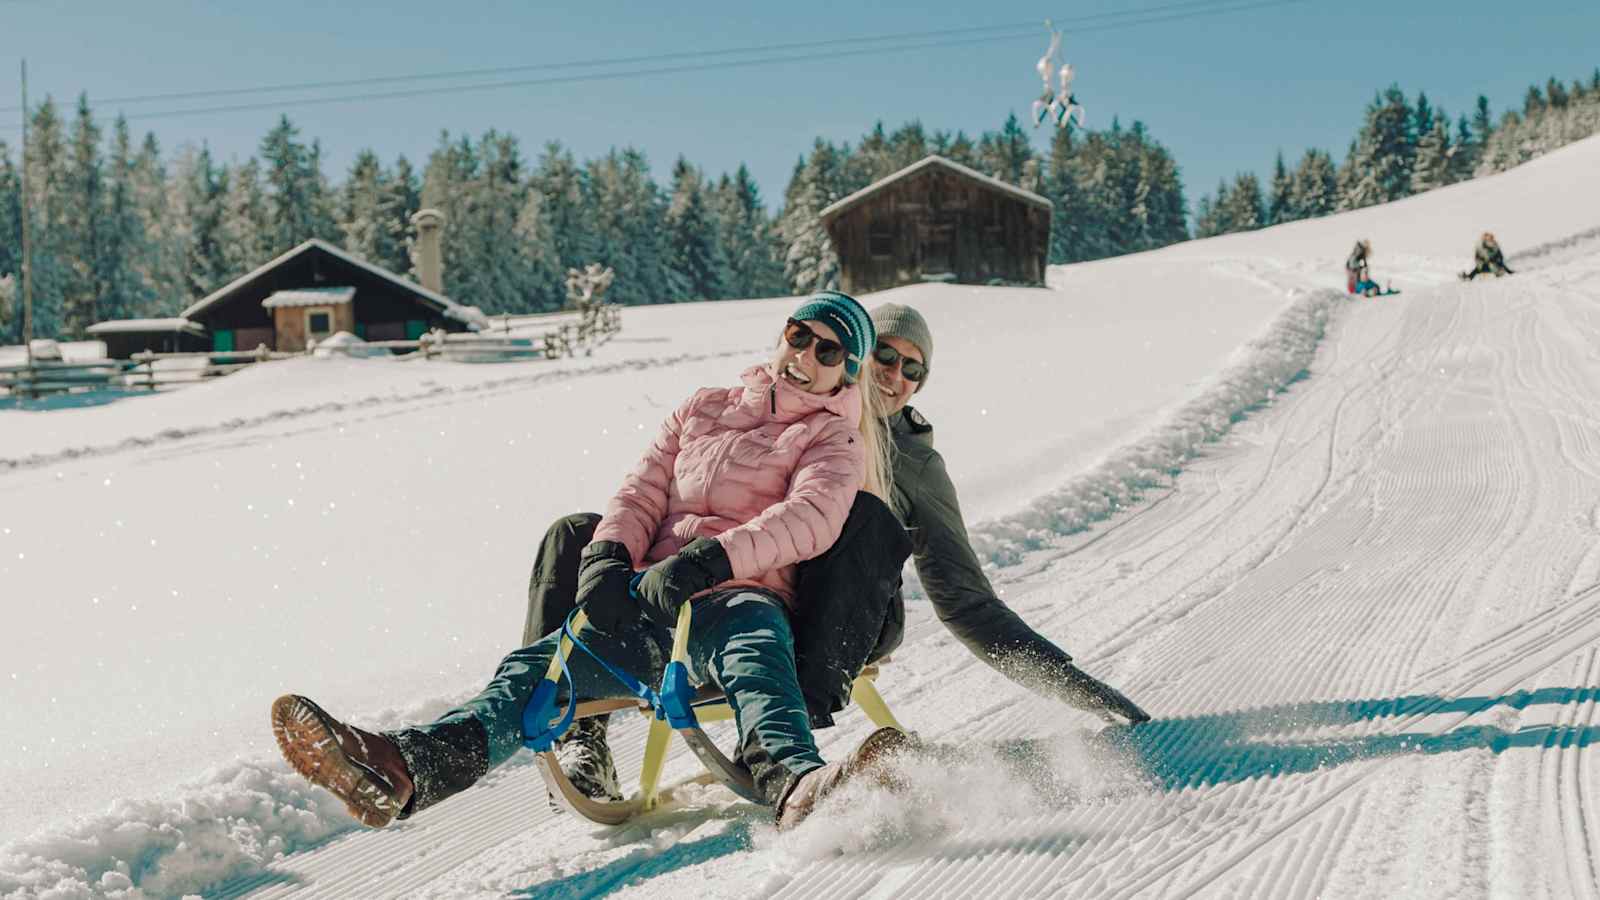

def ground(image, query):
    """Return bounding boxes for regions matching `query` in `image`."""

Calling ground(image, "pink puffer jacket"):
[592,364,866,608]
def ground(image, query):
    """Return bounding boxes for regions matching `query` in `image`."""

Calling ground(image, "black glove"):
[575,540,637,634]
[633,537,734,629]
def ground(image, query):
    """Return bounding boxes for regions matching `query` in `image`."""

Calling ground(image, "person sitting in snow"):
[523,301,1150,808]
[271,291,912,831]
[1460,232,1514,280]
[1346,239,1384,297]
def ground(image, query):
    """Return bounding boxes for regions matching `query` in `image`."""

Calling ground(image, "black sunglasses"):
[873,342,927,383]
[783,319,848,367]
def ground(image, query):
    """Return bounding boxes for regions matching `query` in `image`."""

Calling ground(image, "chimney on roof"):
[411,208,446,294]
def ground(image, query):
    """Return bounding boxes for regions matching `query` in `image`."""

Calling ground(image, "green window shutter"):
[405,320,427,340]
[214,329,235,352]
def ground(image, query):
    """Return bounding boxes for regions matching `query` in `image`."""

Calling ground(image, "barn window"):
[868,221,893,259]
[306,309,333,338]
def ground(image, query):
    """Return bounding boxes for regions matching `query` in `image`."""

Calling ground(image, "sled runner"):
[521,602,907,826]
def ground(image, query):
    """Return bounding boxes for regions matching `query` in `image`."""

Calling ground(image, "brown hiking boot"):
[271,694,415,828]
[776,726,910,831]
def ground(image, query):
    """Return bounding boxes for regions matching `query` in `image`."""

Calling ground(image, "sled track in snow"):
[0,348,755,477]
[224,234,1600,897]
[772,254,1600,896]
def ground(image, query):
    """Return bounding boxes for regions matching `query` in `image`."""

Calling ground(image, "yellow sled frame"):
[532,604,906,825]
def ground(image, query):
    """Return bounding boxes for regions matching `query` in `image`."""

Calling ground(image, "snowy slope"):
[2,136,1598,897]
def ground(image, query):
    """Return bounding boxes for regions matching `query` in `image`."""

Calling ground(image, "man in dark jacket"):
[524,302,1148,803]
[863,303,1148,726]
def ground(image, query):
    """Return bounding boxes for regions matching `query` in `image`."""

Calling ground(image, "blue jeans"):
[410,589,824,805]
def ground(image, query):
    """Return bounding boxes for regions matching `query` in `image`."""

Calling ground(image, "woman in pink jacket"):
[271,291,907,832]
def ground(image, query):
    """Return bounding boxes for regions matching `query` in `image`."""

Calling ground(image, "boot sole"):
[852,726,914,789]
[271,694,403,828]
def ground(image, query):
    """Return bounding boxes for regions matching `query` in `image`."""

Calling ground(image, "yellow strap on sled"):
[637,600,698,809]
[540,608,586,682]
[850,673,906,731]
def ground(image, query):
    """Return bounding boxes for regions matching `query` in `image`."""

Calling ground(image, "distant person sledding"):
[1345,239,1399,297]
[1459,232,1514,281]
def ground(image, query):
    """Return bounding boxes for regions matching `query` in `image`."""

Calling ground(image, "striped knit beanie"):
[790,290,875,382]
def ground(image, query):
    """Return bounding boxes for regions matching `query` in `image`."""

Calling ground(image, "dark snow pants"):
[393,588,823,811]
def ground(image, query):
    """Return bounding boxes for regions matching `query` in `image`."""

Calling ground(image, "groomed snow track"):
[202,235,1600,897]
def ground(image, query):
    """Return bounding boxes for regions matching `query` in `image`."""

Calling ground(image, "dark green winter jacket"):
[888,406,1077,675]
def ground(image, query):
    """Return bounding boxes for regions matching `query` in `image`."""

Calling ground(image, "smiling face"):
[772,319,846,395]
[870,334,925,415]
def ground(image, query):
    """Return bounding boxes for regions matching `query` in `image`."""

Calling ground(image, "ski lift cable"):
[0,0,1309,132]
[0,0,1256,114]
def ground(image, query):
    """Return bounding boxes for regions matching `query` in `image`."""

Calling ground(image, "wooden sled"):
[525,606,907,826]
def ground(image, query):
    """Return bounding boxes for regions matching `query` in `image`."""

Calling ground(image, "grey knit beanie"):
[870,302,933,384]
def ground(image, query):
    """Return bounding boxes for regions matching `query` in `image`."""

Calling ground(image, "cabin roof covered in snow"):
[262,287,356,309]
[84,318,208,336]
[180,239,479,329]
[819,155,1052,224]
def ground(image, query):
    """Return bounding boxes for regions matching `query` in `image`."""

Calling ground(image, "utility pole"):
[19,60,33,368]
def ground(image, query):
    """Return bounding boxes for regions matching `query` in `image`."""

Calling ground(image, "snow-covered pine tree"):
[778,139,843,295]
[887,121,930,171]
[380,155,420,278]
[130,133,179,317]
[1449,114,1477,183]
[1470,96,1495,162]
[1043,126,1088,262]
[260,116,327,255]
[931,130,980,170]
[1138,140,1188,248]
[1369,85,1417,202]
[713,165,785,299]
[1336,132,1383,211]
[978,113,1034,186]
[1193,193,1218,239]
[510,183,563,313]
[0,143,18,341]
[61,94,104,336]
[529,142,596,281]
[1196,178,1232,237]
[849,121,894,188]
[1288,147,1338,220]
[219,157,272,280]
[339,149,390,265]
[583,147,673,306]
[1410,116,1454,193]
[455,131,537,313]
[99,117,156,323]
[171,146,229,302]
[22,97,69,338]
[664,156,728,302]
[1221,172,1264,232]
[1413,92,1435,143]
[1266,150,1292,225]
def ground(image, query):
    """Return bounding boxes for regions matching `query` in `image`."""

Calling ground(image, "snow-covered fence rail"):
[1,307,622,399]
[0,358,129,396]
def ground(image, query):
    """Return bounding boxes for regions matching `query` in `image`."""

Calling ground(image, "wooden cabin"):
[178,239,480,353]
[820,155,1052,294]
[84,318,211,359]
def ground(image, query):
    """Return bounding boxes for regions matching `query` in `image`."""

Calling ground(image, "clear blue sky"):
[1,0,1596,214]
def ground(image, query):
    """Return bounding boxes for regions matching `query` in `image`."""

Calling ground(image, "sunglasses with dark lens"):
[783,319,847,367]
[873,342,927,382]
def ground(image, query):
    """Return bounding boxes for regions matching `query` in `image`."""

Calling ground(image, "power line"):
[0,0,1251,113]
[0,0,1307,132]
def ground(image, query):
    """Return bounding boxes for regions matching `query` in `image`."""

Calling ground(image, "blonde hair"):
[855,381,895,501]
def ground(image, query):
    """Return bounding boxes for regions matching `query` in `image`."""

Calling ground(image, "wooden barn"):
[820,155,1052,294]
[178,236,480,354]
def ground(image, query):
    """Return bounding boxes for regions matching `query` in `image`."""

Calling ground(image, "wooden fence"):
[0,305,622,399]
